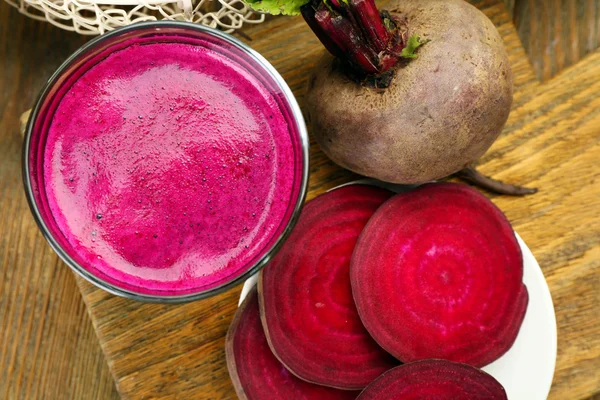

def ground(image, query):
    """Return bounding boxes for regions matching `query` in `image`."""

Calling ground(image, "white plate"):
[238,181,557,400]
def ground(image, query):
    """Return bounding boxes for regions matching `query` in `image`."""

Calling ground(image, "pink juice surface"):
[42,39,301,295]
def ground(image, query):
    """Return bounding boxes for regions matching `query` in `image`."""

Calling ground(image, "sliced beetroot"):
[226,287,359,399]
[259,184,398,389]
[351,183,528,367]
[357,359,507,399]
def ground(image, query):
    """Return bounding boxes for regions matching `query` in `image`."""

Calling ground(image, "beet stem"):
[301,4,345,58]
[301,0,406,78]
[456,166,538,196]
[314,6,380,74]
[378,54,399,73]
[348,0,390,53]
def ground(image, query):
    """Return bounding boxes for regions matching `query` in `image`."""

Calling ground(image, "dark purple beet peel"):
[259,184,399,390]
[351,182,528,367]
[357,359,507,400]
[300,0,537,194]
[226,287,359,399]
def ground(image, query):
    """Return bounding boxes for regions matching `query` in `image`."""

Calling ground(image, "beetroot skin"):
[226,287,359,399]
[306,0,513,185]
[351,183,528,367]
[259,184,398,390]
[357,359,507,400]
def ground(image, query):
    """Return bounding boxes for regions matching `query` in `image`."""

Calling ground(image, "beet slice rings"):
[357,359,507,399]
[259,185,398,389]
[226,287,359,399]
[351,183,528,367]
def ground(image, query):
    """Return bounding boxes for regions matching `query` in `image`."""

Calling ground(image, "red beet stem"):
[348,0,390,53]
[378,53,399,73]
[301,4,345,58]
[301,0,405,77]
[314,7,380,74]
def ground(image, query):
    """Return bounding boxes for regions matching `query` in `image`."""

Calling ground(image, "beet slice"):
[259,184,398,389]
[351,183,528,367]
[226,287,359,399]
[357,360,507,399]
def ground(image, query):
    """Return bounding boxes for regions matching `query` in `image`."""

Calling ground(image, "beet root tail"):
[456,166,538,196]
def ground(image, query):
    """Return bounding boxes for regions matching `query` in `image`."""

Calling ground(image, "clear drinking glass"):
[23,22,309,303]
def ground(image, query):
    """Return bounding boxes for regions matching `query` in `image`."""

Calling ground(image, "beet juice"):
[24,23,308,300]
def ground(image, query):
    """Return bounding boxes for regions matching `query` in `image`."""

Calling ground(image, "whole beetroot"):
[244,0,535,194]
[306,0,513,185]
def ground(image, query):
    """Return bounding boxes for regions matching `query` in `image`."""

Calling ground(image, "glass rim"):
[22,21,310,303]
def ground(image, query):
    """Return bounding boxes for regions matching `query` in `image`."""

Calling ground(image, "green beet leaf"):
[400,34,425,59]
[245,0,311,16]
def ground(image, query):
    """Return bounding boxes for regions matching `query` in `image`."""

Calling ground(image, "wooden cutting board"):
[73,0,600,398]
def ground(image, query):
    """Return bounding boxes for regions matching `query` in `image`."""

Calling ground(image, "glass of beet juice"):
[23,22,309,302]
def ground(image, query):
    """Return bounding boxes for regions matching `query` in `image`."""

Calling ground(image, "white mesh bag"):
[4,0,264,35]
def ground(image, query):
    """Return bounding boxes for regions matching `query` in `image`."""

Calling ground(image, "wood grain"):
[513,0,600,80]
[505,0,516,15]
[72,1,598,399]
[0,3,119,399]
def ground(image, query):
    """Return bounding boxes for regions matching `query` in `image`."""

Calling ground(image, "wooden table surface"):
[0,6,119,399]
[1,0,599,399]
[513,0,600,81]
